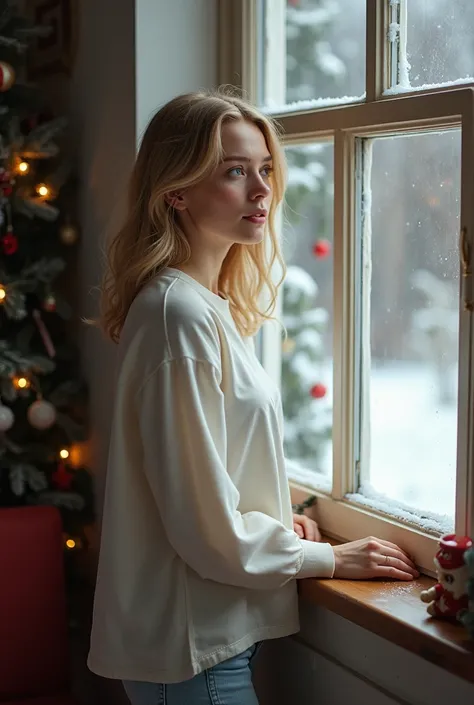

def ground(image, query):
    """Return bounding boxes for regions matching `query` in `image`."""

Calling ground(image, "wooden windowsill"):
[299,573,474,684]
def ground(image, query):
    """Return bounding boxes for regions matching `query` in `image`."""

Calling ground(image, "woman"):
[87,89,419,705]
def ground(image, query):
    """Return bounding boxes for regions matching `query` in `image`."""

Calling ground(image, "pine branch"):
[14,192,60,220]
[15,26,52,39]
[0,35,26,52]
[21,117,67,159]
[33,490,85,511]
[0,286,27,319]
[10,463,47,496]
[0,340,56,382]
[22,257,65,283]
[0,433,22,455]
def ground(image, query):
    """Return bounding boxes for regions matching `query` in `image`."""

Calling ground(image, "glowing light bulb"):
[66,539,76,549]
[60,448,70,459]
[15,377,29,389]
[18,161,30,174]
[37,184,49,197]
[0,286,6,302]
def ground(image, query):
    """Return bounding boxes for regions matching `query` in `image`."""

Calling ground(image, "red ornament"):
[2,231,18,255]
[310,383,327,399]
[312,239,331,258]
[52,462,73,490]
[43,294,57,312]
[420,534,473,621]
[0,61,15,92]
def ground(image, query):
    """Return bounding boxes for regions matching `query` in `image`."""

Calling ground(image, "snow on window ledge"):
[384,76,474,97]
[285,458,332,494]
[262,93,366,116]
[346,483,454,536]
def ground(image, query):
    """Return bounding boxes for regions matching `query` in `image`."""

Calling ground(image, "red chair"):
[0,505,80,704]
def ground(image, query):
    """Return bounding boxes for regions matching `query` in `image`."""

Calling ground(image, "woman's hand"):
[333,537,420,581]
[293,514,321,542]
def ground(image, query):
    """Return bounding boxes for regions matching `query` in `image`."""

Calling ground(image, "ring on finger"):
[384,554,390,566]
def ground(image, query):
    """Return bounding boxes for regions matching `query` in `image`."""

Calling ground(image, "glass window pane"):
[280,141,334,490]
[259,0,366,111]
[391,0,474,93]
[356,130,460,531]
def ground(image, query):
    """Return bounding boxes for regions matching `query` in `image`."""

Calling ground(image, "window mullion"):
[218,0,259,100]
[333,130,357,500]
[456,99,474,537]
[366,0,388,102]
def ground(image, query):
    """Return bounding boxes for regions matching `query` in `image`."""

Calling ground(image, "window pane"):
[390,0,474,92]
[356,130,460,531]
[260,0,366,110]
[281,141,334,490]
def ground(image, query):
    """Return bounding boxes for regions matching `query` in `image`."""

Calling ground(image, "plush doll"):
[461,545,474,638]
[420,534,472,621]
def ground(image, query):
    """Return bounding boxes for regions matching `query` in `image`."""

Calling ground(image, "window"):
[219,0,474,574]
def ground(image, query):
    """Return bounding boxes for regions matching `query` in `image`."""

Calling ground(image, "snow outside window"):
[387,0,474,95]
[352,130,461,535]
[225,0,474,571]
[259,0,366,112]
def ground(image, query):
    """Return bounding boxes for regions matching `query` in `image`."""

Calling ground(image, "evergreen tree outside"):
[0,1,93,573]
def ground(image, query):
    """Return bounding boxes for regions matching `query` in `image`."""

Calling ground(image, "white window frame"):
[219,0,474,575]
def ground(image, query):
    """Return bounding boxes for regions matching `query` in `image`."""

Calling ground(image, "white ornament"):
[0,403,14,431]
[27,399,56,430]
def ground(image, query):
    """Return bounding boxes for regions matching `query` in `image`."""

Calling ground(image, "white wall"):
[136,0,217,138]
[70,0,217,527]
[255,600,474,705]
[71,0,137,532]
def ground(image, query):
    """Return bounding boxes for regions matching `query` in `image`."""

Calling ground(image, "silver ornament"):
[0,403,14,431]
[27,399,56,430]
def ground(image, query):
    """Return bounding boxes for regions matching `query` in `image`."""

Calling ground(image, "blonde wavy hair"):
[98,88,287,343]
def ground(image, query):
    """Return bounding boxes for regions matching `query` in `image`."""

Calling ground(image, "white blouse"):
[87,268,335,684]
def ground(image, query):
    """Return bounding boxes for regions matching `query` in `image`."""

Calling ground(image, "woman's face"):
[173,119,273,250]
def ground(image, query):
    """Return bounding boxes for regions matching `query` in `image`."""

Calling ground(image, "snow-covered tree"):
[281,0,345,470]
[409,269,458,405]
[284,0,344,218]
[281,267,332,467]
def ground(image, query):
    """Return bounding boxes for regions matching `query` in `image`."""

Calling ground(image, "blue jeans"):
[123,642,263,705]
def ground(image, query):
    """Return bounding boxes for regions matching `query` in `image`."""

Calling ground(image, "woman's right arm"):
[138,356,418,586]
[138,356,335,590]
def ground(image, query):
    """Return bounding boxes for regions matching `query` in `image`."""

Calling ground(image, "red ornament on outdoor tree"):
[2,231,18,255]
[310,383,327,399]
[312,239,331,258]
[52,461,73,490]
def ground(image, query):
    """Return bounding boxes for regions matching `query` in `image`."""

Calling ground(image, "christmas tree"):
[280,0,343,473]
[0,1,93,562]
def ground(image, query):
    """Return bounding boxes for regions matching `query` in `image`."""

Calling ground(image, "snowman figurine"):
[420,534,473,621]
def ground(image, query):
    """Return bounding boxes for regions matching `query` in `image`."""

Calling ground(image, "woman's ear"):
[164,191,187,211]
